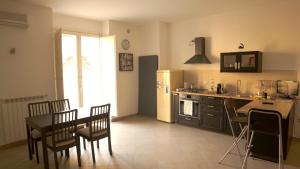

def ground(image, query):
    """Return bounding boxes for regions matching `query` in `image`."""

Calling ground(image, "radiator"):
[0,94,48,145]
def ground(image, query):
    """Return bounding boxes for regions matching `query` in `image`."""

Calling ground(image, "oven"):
[178,94,200,119]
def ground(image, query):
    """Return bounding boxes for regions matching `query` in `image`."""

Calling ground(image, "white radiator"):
[0,95,48,145]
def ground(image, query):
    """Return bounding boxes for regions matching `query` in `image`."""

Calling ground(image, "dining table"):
[25,110,91,169]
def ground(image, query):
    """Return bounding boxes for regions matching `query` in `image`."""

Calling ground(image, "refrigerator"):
[157,70,183,123]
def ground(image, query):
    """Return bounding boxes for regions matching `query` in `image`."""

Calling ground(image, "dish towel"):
[183,100,193,116]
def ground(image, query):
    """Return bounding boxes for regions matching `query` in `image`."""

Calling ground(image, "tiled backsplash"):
[183,70,297,95]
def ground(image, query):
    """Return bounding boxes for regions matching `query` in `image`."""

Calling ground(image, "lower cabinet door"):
[201,112,223,131]
[178,116,200,127]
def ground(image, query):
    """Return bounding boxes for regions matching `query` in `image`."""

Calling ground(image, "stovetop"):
[176,88,209,93]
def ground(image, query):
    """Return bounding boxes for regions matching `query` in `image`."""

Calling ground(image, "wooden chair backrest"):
[51,109,77,146]
[89,104,110,137]
[28,101,51,117]
[50,99,70,113]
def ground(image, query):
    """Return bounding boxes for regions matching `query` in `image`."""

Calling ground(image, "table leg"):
[41,131,49,169]
[26,124,32,160]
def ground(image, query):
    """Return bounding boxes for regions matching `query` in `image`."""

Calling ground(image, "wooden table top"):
[25,111,91,132]
[237,99,295,119]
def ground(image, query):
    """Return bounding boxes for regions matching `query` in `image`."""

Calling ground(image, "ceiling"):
[16,0,276,24]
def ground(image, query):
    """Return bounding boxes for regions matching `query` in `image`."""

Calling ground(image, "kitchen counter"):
[237,99,295,119]
[236,98,295,162]
[173,90,295,162]
[172,91,254,101]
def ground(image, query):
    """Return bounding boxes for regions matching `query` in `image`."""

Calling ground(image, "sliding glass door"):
[61,34,79,107]
[56,31,117,116]
[81,36,102,107]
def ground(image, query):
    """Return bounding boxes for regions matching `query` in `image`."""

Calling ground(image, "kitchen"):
[153,36,299,168]
[1,0,300,169]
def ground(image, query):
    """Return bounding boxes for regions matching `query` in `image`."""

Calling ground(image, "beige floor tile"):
[0,115,299,169]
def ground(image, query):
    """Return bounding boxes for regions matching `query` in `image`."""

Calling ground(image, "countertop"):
[172,91,254,100]
[237,99,295,119]
[172,91,295,119]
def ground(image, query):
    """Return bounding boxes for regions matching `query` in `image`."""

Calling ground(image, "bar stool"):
[219,98,248,164]
[242,108,283,169]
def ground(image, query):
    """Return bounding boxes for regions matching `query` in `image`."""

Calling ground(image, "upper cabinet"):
[220,51,262,73]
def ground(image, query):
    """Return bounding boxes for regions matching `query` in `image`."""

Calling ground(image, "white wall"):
[158,22,170,69]
[139,22,160,56]
[53,13,103,34]
[0,1,55,99]
[0,1,55,145]
[169,1,300,71]
[139,21,170,69]
[108,20,140,117]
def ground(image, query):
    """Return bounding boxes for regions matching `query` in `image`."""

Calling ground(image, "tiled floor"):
[0,115,299,169]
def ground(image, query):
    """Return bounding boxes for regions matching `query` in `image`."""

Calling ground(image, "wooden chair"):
[47,109,81,169]
[50,99,86,151]
[28,101,52,164]
[77,104,112,163]
[50,99,70,113]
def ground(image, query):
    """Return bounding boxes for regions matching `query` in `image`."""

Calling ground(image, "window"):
[55,31,117,116]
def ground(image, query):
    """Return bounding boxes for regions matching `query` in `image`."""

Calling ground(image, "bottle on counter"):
[236,80,241,96]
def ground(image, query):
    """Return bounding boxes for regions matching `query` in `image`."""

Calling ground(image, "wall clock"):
[121,39,130,50]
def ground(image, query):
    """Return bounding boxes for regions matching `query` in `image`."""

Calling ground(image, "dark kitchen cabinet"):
[178,115,200,127]
[172,93,180,123]
[200,96,224,132]
[174,94,252,135]
[220,51,262,73]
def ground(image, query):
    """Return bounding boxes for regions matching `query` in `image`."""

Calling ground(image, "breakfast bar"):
[237,100,295,162]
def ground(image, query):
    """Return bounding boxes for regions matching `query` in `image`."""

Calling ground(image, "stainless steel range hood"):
[184,37,211,64]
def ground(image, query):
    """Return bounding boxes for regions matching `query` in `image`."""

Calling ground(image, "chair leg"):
[218,126,247,164]
[279,134,284,169]
[76,137,81,167]
[91,141,96,164]
[242,131,254,169]
[97,140,99,149]
[108,136,112,155]
[83,138,86,150]
[34,140,39,164]
[26,125,33,160]
[54,151,59,169]
[65,149,69,158]
[31,137,35,155]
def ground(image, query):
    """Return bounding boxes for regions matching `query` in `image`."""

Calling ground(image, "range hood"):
[184,37,211,64]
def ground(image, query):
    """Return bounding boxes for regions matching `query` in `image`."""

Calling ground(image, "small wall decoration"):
[119,53,133,71]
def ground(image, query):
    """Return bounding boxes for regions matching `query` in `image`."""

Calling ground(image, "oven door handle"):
[184,116,192,121]
[179,98,199,103]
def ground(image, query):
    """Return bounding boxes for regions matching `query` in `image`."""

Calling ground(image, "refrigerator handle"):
[166,85,169,94]
[156,81,161,88]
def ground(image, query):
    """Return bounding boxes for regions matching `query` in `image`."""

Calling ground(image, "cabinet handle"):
[235,62,238,70]
[207,113,215,117]
[207,97,214,99]
[238,62,241,69]
[208,105,214,108]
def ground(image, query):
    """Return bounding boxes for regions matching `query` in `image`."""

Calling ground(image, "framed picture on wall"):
[119,53,133,71]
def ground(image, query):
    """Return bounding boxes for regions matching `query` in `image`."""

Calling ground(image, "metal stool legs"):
[218,125,248,164]
[242,131,254,169]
